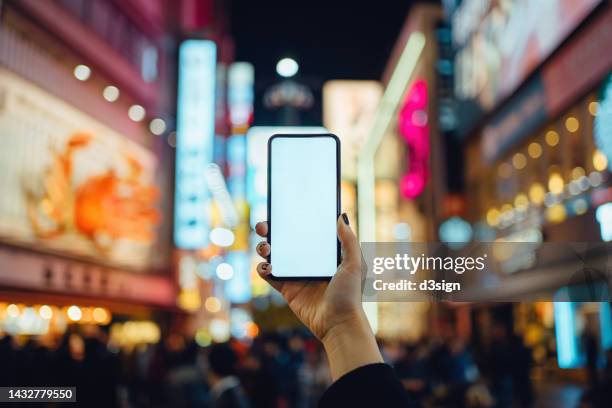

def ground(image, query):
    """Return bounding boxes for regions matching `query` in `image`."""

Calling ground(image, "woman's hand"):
[255,214,383,380]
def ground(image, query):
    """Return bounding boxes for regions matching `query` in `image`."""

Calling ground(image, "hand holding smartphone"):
[255,136,383,379]
[267,134,340,279]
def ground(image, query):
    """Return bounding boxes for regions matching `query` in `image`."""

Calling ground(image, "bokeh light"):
[149,118,166,135]
[73,64,91,81]
[103,85,120,102]
[38,305,53,320]
[565,117,579,133]
[128,104,146,122]
[276,57,299,78]
[528,142,542,158]
[204,296,222,313]
[216,263,234,280]
[67,305,82,322]
[545,130,559,146]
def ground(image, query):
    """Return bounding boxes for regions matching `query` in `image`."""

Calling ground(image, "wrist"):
[321,309,383,381]
[321,310,369,347]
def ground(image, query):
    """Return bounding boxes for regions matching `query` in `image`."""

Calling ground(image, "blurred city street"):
[1,0,612,407]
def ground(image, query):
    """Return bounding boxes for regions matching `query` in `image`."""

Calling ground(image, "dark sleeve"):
[319,363,408,408]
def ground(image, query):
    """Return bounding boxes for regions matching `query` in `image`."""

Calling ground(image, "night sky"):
[229,0,428,125]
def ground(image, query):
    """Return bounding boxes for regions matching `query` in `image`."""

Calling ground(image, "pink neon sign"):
[398,79,429,199]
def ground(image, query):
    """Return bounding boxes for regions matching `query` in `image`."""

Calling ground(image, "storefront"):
[0,1,177,344]
[445,0,612,373]
[457,2,612,292]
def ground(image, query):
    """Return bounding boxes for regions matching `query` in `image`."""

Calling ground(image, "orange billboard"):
[0,68,161,270]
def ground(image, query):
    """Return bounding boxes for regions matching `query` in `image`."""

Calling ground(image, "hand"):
[255,214,383,380]
[254,214,362,340]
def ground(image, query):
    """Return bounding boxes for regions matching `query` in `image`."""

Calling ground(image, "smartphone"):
[267,134,340,279]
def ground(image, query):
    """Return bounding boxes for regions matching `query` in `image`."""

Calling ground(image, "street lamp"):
[276,57,299,78]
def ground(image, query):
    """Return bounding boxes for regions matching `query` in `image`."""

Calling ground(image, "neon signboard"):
[596,202,612,242]
[451,0,601,137]
[554,301,580,368]
[398,79,429,199]
[594,74,612,172]
[228,62,254,129]
[174,40,216,249]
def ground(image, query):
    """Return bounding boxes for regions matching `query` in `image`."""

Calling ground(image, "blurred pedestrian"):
[297,347,330,408]
[206,342,250,408]
[394,343,430,407]
[240,351,279,408]
[0,334,17,385]
[509,334,533,407]
[483,322,513,408]
[582,317,600,389]
[580,348,612,408]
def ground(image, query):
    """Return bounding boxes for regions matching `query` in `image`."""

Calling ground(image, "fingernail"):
[342,213,349,225]
[261,263,270,274]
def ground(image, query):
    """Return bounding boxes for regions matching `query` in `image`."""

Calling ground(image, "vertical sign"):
[224,251,251,304]
[227,62,254,200]
[174,40,216,249]
[554,301,580,368]
[228,62,255,131]
[226,63,254,301]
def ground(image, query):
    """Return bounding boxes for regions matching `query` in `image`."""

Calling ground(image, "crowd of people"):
[1,321,611,408]
[0,326,331,408]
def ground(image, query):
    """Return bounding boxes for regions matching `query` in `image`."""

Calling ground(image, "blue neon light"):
[594,74,612,172]
[227,135,247,199]
[438,216,473,249]
[224,251,251,304]
[554,301,581,368]
[600,302,612,350]
[596,203,612,242]
[174,40,216,249]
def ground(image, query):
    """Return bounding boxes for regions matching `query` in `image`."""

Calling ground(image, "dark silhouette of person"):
[206,343,250,408]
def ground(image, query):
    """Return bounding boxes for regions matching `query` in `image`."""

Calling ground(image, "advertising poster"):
[0,68,161,269]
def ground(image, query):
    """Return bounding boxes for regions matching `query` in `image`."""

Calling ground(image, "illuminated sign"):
[596,202,612,241]
[323,81,383,181]
[227,135,247,199]
[358,31,425,241]
[174,40,216,249]
[204,163,239,228]
[554,301,580,368]
[228,62,254,129]
[398,79,429,199]
[602,302,612,350]
[0,68,160,269]
[451,0,601,136]
[595,74,612,172]
[224,251,251,304]
[554,297,612,369]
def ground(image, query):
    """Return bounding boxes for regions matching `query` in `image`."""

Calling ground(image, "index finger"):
[255,221,268,237]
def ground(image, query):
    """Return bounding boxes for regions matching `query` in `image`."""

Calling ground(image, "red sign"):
[398,79,429,199]
[0,245,176,307]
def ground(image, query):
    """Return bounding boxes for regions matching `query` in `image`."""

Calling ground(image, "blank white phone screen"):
[269,136,338,278]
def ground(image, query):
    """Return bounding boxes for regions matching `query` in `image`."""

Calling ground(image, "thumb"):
[337,213,360,266]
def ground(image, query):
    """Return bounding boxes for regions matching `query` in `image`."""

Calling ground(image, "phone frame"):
[266,133,341,280]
